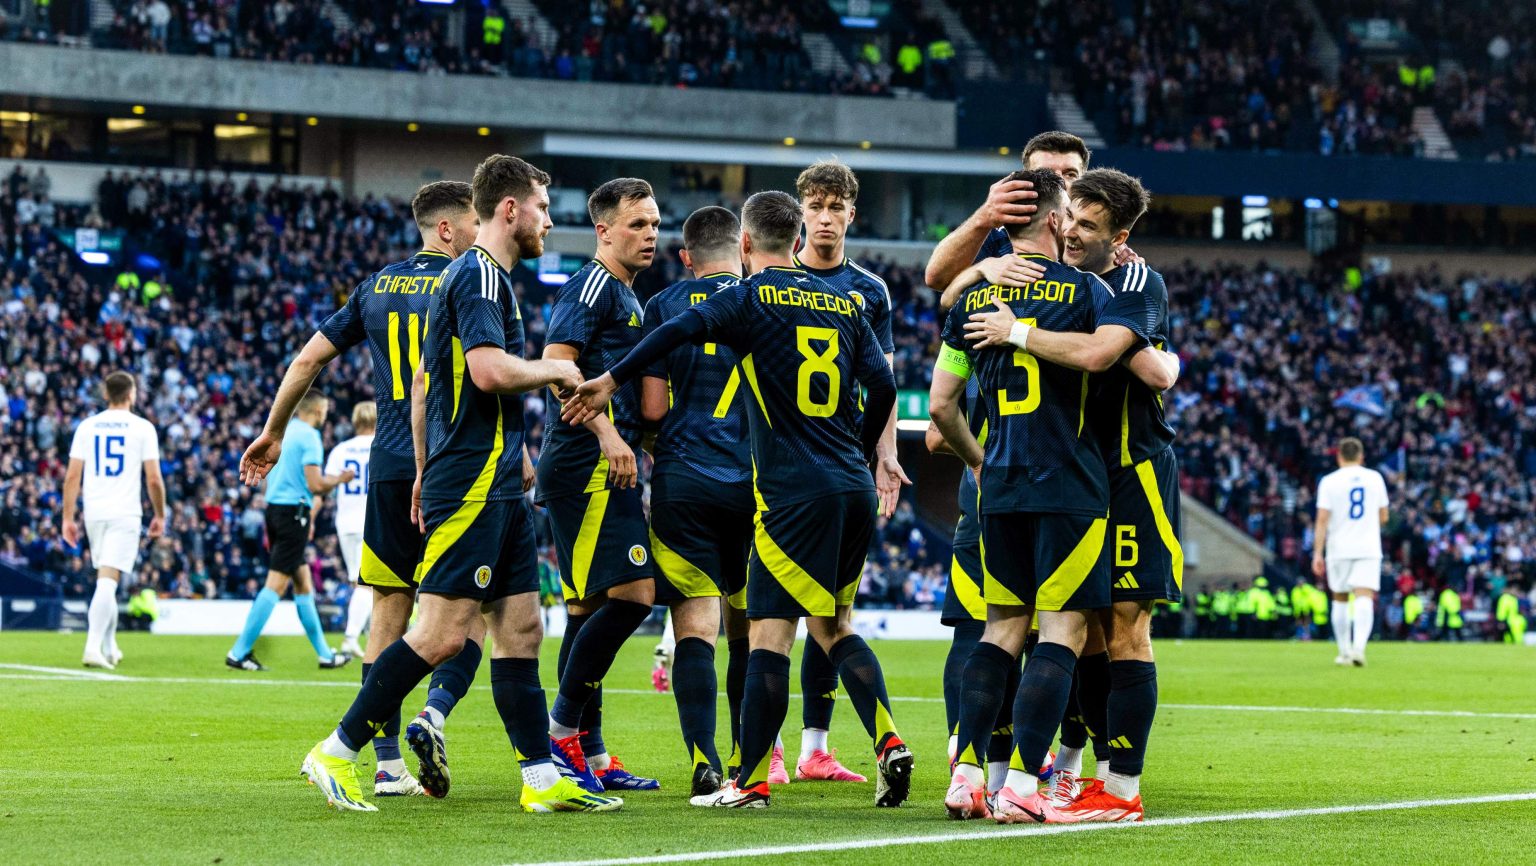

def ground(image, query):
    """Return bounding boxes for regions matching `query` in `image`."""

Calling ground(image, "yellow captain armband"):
[936,344,973,379]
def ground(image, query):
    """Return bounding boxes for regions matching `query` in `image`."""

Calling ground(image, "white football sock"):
[344,586,372,641]
[800,728,829,760]
[422,706,445,730]
[658,610,676,655]
[954,763,984,786]
[377,758,406,776]
[1055,745,1084,777]
[103,585,121,658]
[986,761,1010,794]
[947,734,958,763]
[548,716,579,738]
[523,761,561,789]
[1351,597,1375,657]
[1105,769,1141,800]
[321,731,359,762]
[86,578,118,659]
[587,752,611,771]
[1331,601,1352,656]
[1004,767,1036,792]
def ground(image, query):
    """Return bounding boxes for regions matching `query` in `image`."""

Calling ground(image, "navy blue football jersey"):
[792,254,895,354]
[642,272,753,511]
[976,227,1013,262]
[319,249,452,484]
[691,266,887,510]
[1089,262,1176,467]
[536,260,647,502]
[940,254,1112,516]
[955,376,988,519]
[419,246,528,502]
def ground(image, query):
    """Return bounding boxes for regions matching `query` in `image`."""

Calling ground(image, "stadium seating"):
[3,161,1533,634]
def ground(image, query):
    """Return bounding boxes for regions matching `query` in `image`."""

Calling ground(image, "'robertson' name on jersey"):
[320,249,452,484]
[1087,262,1177,468]
[536,260,647,502]
[939,254,1113,517]
[642,272,753,512]
[689,266,887,511]
[420,246,529,502]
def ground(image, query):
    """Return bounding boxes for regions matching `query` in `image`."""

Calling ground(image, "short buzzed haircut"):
[411,181,473,233]
[298,391,329,414]
[1339,438,1364,462]
[740,191,802,254]
[1023,131,1091,169]
[795,160,859,203]
[351,401,377,432]
[1070,168,1150,234]
[1002,168,1065,240]
[471,154,551,221]
[588,177,655,226]
[103,371,135,404]
[682,206,741,263]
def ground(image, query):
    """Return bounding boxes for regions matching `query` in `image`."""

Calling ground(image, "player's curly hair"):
[471,155,552,221]
[741,191,802,254]
[588,177,655,226]
[410,181,473,232]
[1070,168,1150,234]
[796,160,859,203]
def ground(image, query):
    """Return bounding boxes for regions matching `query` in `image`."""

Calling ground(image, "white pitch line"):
[4,671,1534,721]
[505,791,1536,866]
[0,663,128,681]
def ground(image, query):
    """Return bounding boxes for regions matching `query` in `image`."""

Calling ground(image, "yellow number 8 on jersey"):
[795,325,841,417]
[998,317,1039,416]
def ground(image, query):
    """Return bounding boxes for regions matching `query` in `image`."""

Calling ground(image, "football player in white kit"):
[60,371,166,669]
[328,402,376,658]
[1311,437,1390,666]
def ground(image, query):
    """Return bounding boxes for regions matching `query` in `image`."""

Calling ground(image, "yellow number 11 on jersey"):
[387,311,422,400]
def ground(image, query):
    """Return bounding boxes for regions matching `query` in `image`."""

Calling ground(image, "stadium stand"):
[2,161,1533,637]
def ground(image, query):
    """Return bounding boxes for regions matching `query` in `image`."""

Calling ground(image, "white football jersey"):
[68,409,161,521]
[325,434,373,536]
[1317,464,1389,560]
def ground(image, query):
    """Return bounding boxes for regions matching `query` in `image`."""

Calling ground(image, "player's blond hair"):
[351,401,377,433]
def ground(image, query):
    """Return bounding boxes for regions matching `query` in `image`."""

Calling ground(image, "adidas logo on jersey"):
[1115,572,1140,590]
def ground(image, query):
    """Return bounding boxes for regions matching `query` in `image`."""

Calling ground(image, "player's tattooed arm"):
[938,256,1047,313]
[925,420,956,457]
[925,176,1037,292]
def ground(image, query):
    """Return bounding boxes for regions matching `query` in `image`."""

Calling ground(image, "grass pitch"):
[2,632,1534,865]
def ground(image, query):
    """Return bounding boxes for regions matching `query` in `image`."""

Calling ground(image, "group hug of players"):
[238,129,1183,823]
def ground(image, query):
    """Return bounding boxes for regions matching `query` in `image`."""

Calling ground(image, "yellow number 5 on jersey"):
[998,317,1039,415]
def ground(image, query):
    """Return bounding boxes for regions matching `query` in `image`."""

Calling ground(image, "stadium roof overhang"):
[527,133,1018,176]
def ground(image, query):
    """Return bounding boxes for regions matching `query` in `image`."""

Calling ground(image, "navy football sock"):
[829,635,899,754]
[425,638,482,722]
[987,651,1022,764]
[1106,660,1158,777]
[673,637,721,771]
[1011,642,1078,777]
[739,649,791,788]
[551,599,651,730]
[361,662,402,761]
[954,640,1012,767]
[1077,651,1112,764]
[944,620,985,735]
[491,657,553,767]
[800,638,838,731]
[1058,672,1089,751]
[337,640,433,752]
[725,637,749,766]
[578,687,605,757]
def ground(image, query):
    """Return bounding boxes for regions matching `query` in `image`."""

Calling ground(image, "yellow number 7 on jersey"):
[998,317,1039,416]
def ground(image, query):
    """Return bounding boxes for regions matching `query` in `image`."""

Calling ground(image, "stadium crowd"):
[2,165,1534,636]
[13,0,908,98]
